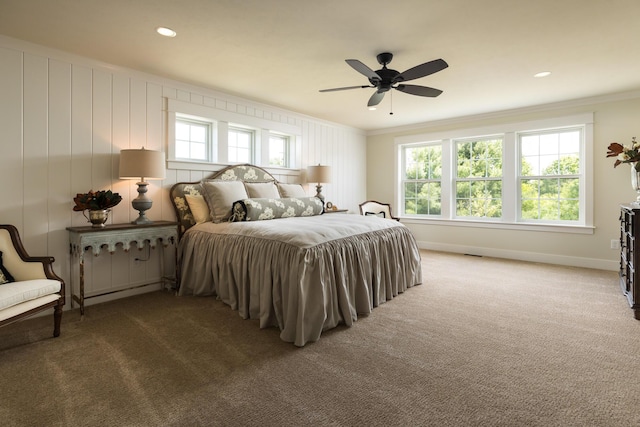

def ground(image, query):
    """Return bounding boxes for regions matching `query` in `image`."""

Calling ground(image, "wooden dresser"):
[619,204,640,319]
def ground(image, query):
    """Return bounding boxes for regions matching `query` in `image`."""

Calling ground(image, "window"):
[455,137,503,219]
[519,128,581,222]
[269,133,289,167]
[175,118,209,161]
[395,113,593,232]
[168,98,305,170]
[228,127,254,163]
[402,144,442,215]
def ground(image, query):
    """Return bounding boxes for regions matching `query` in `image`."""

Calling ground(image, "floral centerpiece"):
[606,137,640,171]
[73,190,122,227]
[73,190,122,211]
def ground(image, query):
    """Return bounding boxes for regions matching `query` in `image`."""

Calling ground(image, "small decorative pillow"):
[202,180,249,223]
[185,194,211,224]
[277,183,307,198]
[231,197,324,222]
[0,252,15,285]
[245,182,280,199]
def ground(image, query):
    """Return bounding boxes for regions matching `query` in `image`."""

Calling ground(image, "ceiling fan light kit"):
[320,52,448,108]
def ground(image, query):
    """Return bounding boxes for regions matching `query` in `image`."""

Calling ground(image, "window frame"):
[395,113,594,234]
[174,116,213,162]
[227,125,255,164]
[401,141,444,217]
[166,98,301,171]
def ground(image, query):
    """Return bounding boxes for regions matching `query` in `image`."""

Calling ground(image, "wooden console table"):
[66,221,177,315]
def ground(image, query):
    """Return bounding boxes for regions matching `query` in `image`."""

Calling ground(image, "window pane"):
[402,144,442,216]
[518,128,582,222]
[175,119,210,161]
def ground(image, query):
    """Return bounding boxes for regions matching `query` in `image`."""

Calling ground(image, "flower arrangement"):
[607,137,640,171]
[73,190,122,211]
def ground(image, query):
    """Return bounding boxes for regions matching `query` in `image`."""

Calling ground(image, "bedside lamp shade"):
[119,148,166,224]
[307,164,331,205]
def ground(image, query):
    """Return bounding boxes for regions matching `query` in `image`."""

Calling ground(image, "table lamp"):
[307,164,331,205]
[119,147,166,224]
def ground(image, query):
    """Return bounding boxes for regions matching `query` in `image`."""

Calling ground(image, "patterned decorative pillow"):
[230,197,323,222]
[0,252,15,285]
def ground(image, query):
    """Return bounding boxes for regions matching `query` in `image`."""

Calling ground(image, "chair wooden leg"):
[53,303,63,337]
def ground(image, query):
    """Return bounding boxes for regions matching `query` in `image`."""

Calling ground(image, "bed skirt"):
[178,221,422,346]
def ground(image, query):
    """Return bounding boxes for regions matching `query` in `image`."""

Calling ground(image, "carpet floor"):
[0,250,638,426]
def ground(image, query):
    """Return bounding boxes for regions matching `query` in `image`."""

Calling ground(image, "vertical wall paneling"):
[48,59,72,282]
[0,48,23,229]
[91,69,114,293]
[111,74,131,226]
[22,53,49,254]
[70,65,93,227]
[0,36,366,309]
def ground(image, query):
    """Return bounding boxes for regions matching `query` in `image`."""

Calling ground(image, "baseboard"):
[416,241,619,271]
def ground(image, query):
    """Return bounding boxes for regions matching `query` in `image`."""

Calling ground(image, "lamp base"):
[131,181,154,225]
[315,183,325,207]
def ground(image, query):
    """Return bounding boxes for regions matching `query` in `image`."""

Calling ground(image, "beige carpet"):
[0,250,638,427]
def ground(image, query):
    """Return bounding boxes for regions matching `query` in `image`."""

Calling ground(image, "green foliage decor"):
[73,190,122,211]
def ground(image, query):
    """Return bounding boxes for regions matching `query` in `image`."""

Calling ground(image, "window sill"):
[399,216,594,234]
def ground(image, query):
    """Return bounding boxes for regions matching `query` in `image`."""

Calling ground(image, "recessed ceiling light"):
[368,106,377,111]
[156,27,176,37]
[534,71,551,78]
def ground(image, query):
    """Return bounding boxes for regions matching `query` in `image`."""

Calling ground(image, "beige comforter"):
[178,214,422,346]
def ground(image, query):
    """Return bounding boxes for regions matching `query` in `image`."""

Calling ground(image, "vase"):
[83,209,110,228]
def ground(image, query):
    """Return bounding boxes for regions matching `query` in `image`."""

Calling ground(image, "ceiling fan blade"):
[368,91,385,107]
[395,84,443,97]
[395,58,448,82]
[319,85,373,93]
[346,59,381,81]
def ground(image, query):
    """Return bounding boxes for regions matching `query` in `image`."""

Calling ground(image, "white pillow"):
[185,194,211,224]
[277,183,307,198]
[245,182,280,199]
[201,180,249,223]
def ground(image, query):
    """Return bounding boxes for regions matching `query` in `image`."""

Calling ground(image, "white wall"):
[0,35,366,309]
[366,93,640,270]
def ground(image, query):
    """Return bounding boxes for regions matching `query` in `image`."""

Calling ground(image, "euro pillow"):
[231,197,323,222]
[201,180,249,223]
[277,183,307,198]
[245,182,280,199]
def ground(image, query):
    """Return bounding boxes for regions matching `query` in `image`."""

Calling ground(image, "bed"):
[170,164,422,346]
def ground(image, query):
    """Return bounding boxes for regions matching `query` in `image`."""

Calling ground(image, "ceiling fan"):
[320,52,448,107]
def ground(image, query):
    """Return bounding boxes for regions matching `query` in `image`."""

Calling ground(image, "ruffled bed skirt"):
[178,223,422,346]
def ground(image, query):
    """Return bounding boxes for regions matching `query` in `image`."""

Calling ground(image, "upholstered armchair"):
[0,224,65,337]
[358,200,400,221]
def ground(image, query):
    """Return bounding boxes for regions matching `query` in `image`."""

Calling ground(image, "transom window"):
[269,133,289,167]
[228,127,254,163]
[175,118,209,161]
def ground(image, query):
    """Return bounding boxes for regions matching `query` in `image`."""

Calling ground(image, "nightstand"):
[324,209,348,214]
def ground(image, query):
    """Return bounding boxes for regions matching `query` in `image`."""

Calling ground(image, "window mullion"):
[503,132,516,222]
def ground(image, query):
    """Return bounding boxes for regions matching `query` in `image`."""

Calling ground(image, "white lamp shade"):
[307,165,331,184]
[119,148,166,180]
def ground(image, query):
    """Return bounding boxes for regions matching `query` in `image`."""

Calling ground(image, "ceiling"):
[1,0,640,132]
